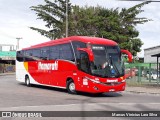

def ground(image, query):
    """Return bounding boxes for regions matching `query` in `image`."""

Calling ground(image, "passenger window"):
[59,44,74,61]
[49,46,60,60]
[32,49,41,60]
[72,41,86,60]
[24,50,33,61]
[41,47,50,60]
[72,41,86,64]
[16,50,24,62]
[79,51,90,73]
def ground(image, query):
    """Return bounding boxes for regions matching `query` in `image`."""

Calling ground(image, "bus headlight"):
[84,77,100,84]
[120,77,126,82]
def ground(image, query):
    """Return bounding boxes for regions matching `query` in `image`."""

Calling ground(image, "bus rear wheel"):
[25,76,31,87]
[67,80,76,94]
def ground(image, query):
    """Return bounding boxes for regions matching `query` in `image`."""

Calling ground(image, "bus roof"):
[22,36,117,50]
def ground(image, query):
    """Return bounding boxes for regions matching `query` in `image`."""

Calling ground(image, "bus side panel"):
[26,60,77,88]
[16,61,40,85]
[73,71,92,92]
[27,60,54,85]
[16,61,26,83]
[53,60,77,87]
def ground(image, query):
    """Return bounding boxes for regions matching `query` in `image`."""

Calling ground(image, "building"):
[144,45,160,63]
[0,44,16,73]
[0,51,16,62]
[0,44,16,64]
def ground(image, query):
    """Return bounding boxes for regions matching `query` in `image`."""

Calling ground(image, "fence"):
[0,64,15,73]
[125,63,160,86]
[1,62,160,85]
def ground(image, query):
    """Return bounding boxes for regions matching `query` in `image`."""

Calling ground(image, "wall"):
[144,45,160,63]
[0,64,15,73]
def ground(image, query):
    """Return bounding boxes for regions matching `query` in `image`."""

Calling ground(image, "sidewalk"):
[126,85,160,95]
[0,72,15,76]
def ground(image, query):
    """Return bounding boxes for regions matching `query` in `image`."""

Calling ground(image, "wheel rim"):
[69,82,75,92]
[26,78,30,85]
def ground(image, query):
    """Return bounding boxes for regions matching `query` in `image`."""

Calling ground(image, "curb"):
[0,73,15,76]
[125,90,160,95]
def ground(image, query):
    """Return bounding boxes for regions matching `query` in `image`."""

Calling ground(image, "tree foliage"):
[30,1,151,56]
[30,0,71,39]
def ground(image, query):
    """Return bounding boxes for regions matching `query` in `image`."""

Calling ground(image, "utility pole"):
[16,37,22,50]
[66,0,68,37]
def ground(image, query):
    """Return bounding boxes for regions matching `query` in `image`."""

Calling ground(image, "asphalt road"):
[1,74,160,120]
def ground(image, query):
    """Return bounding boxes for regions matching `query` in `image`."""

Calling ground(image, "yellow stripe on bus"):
[24,62,28,71]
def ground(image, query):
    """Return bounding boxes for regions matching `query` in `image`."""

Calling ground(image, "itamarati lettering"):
[38,61,58,70]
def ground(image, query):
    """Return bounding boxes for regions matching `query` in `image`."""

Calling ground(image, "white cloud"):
[71,0,140,8]
[0,0,159,58]
[0,0,49,49]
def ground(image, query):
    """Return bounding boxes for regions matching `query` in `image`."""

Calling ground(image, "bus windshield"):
[90,45,124,78]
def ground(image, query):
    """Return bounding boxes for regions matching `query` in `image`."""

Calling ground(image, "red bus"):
[16,36,132,94]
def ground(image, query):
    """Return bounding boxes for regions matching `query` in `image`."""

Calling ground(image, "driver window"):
[80,52,90,73]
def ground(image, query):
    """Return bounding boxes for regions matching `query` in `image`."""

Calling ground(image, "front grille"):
[101,82,122,86]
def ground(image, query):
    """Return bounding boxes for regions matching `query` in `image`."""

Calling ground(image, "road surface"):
[0,74,160,120]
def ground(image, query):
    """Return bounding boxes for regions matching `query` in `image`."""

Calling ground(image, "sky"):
[0,0,160,57]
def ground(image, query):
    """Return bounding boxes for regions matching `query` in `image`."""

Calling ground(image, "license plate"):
[107,79,118,83]
[109,89,115,92]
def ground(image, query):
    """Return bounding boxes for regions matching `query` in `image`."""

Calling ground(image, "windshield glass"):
[91,45,124,78]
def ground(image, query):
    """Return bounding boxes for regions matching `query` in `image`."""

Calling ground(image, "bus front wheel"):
[67,80,76,94]
[25,76,31,87]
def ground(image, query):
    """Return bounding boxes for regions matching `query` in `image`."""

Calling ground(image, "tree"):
[69,1,151,56]
[69,5,101,36]
[118,1,151,56]
[30,1,151,56]
[30,0,71,39]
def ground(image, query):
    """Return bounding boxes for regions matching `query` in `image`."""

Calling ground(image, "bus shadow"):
[76,92,122,97]
[19,83,68,93]
[19,83,122,97]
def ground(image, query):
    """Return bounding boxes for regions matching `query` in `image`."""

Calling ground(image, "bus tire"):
[67,79,76,94]
[25,76,31,87]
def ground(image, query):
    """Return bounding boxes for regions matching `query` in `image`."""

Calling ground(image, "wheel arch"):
[66,77,74,85]
[25,74,29,80]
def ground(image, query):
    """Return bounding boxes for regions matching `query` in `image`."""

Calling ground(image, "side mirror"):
[121,49,132,63]
[77,48,94,62]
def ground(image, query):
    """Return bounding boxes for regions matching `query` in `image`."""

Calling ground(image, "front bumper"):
[78,77,126,93]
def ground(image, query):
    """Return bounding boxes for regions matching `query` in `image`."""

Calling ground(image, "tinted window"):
[107,46,120,54]
[32,49,41,60]
[72,41,86,60]
[59,44,74,61]
[41,47,50,60]
[24,50,33,61]
[16,50,24,62]
[79,51,90,73]
[49,46,60,60]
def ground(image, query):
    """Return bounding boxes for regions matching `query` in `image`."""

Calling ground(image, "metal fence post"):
[149,63,151,83]
[138,66,141,83]
[159,63,160,83]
